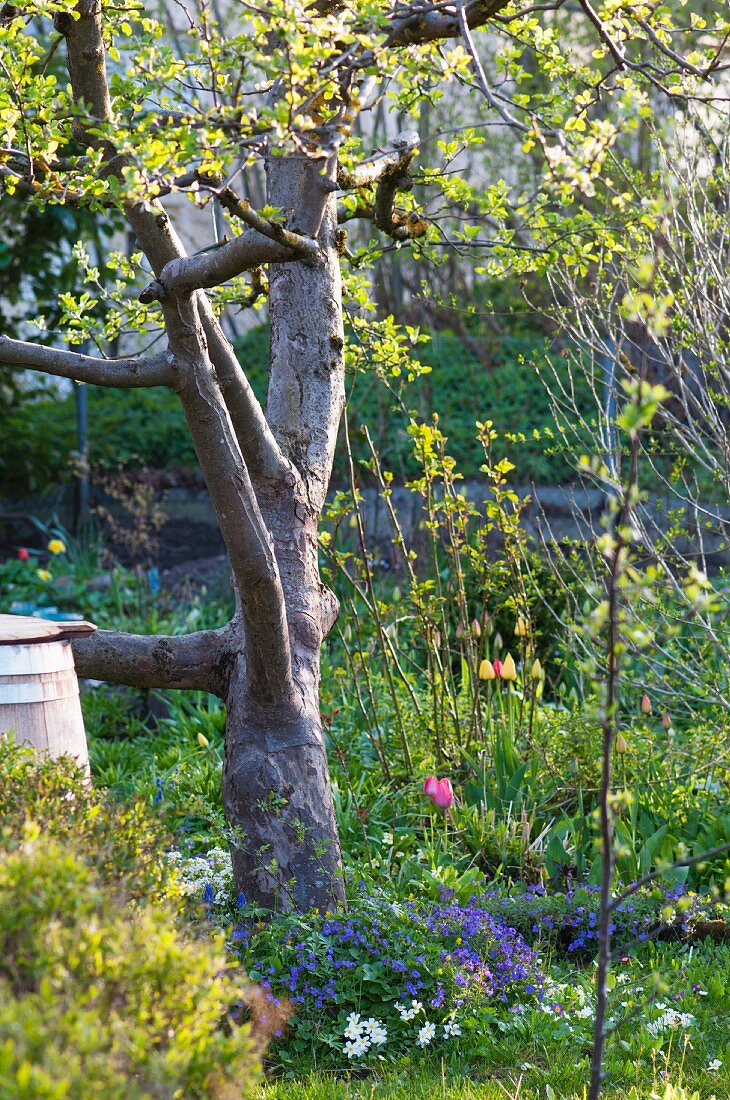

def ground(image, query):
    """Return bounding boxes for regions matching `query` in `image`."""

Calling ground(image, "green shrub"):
[0,740,261,1099]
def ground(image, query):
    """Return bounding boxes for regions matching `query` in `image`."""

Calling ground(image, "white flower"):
[646,1008,696,1037]
[576,1005,594,1019]
[370,1024,387,1046]
[443,1019,462,1038]
[416,1021,436,1047]
[361,1017,386,1046]
[344,1040,359,1058]
[708,1059,722,1072]
[352,1035,370,1056]
[344,1013,363,1040]
[397,1001,420,1021]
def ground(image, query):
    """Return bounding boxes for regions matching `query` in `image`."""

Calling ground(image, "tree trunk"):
[221,153,347,911]
[223,651,344,912]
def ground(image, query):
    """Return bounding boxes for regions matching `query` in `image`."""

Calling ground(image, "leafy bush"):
[0,740,261,1099]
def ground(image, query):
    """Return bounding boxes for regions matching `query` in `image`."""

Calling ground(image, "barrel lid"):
[0,614,97,645]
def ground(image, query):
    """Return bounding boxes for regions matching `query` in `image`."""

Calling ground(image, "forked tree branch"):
[138,228,318,304]
[338,131,429,240]
[170,294,294,702]
[125,205,295,487]
[374,177,430,240]
[0,337,174,388]
[337,131,420,189]
[72,624,237,695]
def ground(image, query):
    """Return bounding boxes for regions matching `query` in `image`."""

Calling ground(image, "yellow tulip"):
[479,658,495,681]
[197,732,210,749]
[531,658,542,680]
[36,569,52,582]
[616,733,629,754]
[514,617,529,637]
[47,539,66,555]
[501,653,517,681]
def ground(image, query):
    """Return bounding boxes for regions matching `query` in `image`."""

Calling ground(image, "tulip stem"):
[528,678,537,745]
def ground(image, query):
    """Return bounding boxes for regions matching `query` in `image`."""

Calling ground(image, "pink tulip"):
[423,776,439,799]
[433,777,454,810]
[662,713,671,729]
[641,694,651,715]
[17,547,29,561]
[492,658,503,678]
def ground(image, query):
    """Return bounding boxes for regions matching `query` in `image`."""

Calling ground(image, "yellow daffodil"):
[501,653,517,681]
[47,539,66,555]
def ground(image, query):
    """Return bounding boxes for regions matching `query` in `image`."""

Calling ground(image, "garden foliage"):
[0,739,260,1100]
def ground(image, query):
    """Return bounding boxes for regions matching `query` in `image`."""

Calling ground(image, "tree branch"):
[138,228,318,303]
[124,206,295,489]
[387,0,513,45]
[608,842,730,912]
[577,0,627,69]
[337,131,420,189]
[373,178,430,240]
[0,337,174,388]
[337,132,429,240]
[171,295,295,703]
[204,309,298,488]
[53,0,112,142]
[50,0,288,494]
[72,624,237,696]
[457,0,529,131]
[139,159,341,304]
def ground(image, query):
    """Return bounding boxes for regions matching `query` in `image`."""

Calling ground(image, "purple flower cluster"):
[240,891,543,1025]
[478,881,692,956]
[413,897,541,1002]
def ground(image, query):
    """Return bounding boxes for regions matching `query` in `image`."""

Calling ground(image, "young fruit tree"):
[0,0,725,917]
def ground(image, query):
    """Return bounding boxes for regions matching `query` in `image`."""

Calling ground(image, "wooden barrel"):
[0,614,96,769]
